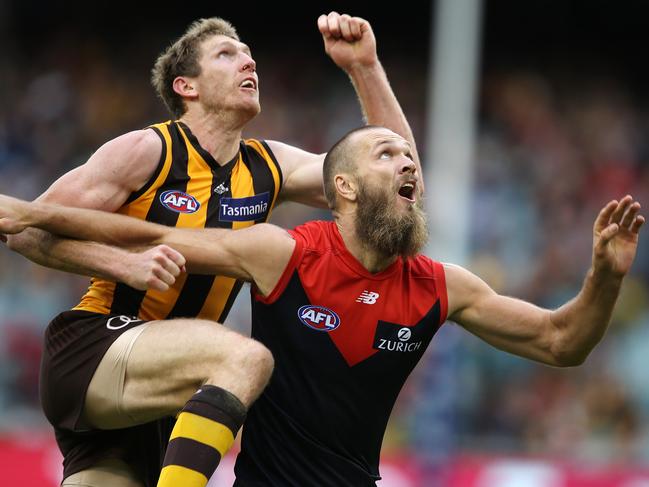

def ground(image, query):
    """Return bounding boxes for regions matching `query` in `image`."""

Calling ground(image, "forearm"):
[549,268,623,365]
[152,227,232,275]
[25,201,169,247]
[348,62,422,183]
[7,228,136,281]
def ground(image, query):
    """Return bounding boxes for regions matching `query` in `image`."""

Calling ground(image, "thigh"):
[84,324,149,429]
[41,311,147,432]
[61,458,144,487]
[87,318,255,428]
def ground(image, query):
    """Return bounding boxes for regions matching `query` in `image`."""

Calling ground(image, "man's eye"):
[379,151,391,159]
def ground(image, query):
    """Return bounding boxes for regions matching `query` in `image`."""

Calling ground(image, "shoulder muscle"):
[38,129,162,211]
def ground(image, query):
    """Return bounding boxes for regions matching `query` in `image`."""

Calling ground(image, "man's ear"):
[172,76,198,100]
[334,174,357,203]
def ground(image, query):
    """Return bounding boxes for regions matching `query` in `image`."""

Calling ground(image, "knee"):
[237,339,274,387]
[6,232,30,252]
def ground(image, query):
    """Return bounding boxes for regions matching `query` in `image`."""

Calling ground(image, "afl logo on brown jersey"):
[160,190,201,214]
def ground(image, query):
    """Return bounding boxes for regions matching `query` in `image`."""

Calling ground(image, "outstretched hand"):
[593,195,645,278]
[124,245,187,292]
[317,12,377,72]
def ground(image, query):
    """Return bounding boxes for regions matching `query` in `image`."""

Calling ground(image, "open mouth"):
[240,79,257,91]
[398,182,416,202]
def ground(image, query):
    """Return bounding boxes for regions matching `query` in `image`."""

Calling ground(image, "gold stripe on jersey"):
[230,152,255,229]
[122,126,174,219]
[73,278,117,314]
[175,126,211,227]
[198,277,238,320]
[245,138,282,211]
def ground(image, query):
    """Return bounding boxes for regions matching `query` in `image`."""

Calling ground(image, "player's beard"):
[355,179,428,258]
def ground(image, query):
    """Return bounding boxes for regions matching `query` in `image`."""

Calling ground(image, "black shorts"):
[40,310,171,483]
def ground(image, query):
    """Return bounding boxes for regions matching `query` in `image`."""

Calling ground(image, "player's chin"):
[238,99,261,118]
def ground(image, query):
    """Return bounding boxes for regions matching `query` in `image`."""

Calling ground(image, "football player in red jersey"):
[0,126,644,485]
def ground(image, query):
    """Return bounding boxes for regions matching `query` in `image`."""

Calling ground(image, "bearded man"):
[0,125,644,486]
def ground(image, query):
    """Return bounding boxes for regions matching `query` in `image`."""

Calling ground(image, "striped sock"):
[157,385,247,487]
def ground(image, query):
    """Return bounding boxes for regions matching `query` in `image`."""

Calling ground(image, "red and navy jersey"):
[234,221,448,486]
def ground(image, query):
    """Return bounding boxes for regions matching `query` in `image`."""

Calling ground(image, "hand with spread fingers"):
[593,195,645,278]
[317,11,377,71]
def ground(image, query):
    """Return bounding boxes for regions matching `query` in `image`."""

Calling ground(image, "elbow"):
[548,336,591,368]
[545,313,599,367]
[6,228,49,256]
[6,232,31,253]
[551,350,588,368]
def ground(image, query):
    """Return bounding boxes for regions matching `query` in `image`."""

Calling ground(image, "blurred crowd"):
[1,28,648,471]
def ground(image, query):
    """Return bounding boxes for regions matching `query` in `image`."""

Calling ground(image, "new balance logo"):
[214,183,229,194]
[356,290,379,304]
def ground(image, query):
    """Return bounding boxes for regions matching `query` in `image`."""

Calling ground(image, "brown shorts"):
[40,310,147,432]
[40,310,171,484]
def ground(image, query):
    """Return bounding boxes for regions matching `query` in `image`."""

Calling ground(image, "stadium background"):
[1,0,649,485]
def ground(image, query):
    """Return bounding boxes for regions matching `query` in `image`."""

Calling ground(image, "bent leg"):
[85,318,272,428]
[83,318,273,487]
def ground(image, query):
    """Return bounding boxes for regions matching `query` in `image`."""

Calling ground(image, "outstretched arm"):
[446,196,644,367]
[269,11,422,208]
[0,195,294,297]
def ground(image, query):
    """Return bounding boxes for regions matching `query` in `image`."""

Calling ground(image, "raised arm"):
[0,196,295,297]
[318,12,421,178]
[446,196,644,367]
[268,11,422,208]
[5,129,161,284]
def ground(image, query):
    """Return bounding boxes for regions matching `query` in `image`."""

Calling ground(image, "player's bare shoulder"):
[89,128,163,190]
[38,128,164,210]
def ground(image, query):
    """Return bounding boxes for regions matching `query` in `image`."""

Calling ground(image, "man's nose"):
[241,55,256,72]
[399,157,416,174]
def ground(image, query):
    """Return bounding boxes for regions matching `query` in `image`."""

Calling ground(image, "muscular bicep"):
[157,223,296,295]
[266,140,327,208]
[445,263,559,365]
[5,129,163,273]
[37,129,162,210]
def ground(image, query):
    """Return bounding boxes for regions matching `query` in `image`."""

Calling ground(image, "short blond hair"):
[151,18,239,118]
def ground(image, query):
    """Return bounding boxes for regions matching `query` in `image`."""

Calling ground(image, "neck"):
[335,212,397,274]
[180,108,245,164]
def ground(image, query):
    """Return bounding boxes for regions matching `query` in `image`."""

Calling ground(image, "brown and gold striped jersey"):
[74,120,282,322]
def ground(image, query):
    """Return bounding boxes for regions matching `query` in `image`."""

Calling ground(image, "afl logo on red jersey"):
[160,190,201,214]
[298,305,341,332]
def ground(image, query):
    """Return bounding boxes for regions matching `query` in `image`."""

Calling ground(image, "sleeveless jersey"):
[234,221,448,486]
[74,120,282,322]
